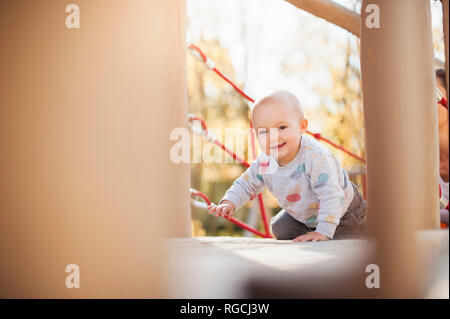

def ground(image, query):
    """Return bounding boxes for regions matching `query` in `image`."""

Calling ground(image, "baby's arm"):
[209,157,266,217]
[309,154,346,239]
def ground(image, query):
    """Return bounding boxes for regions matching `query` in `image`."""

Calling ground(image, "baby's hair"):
[436,68,447,91]
[252,90,304,120]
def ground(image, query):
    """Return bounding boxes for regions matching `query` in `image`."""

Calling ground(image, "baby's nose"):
[269,135,279,144]
[269,129,279,139]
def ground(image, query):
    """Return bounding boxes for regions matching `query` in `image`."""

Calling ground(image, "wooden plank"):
[284,0,445,67]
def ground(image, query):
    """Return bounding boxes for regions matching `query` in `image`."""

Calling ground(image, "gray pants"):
[270,182,367,240]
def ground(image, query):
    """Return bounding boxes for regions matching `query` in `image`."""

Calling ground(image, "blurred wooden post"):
[0,0,189,298]
[360,0,439,297]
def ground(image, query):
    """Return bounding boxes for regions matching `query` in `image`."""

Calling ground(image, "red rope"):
[227,215,271,238]
[191,190,211,205]
[307,131,366,163]
[190,190,271,238]
[188,43,208,64]
[214,140,250,167]
[438,97,448,109]
[188,116,208,131]
[188,114,250,167]
[212,67,255,103]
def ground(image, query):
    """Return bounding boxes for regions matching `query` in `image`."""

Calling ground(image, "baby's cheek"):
[285,128,299,139]
[286,134,301,148]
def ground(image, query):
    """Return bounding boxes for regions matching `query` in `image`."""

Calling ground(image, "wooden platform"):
[163,231,448,298]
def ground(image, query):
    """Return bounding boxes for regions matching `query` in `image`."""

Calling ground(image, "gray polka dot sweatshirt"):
[221,134,355,238]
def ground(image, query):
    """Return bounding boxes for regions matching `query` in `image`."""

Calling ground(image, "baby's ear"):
[300,118,308,133]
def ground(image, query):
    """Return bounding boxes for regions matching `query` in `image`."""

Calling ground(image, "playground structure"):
[187,42,449,238]
[0,0,448,299]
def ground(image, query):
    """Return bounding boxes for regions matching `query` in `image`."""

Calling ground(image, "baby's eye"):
[279,125,287,130]
[258,129,268,135]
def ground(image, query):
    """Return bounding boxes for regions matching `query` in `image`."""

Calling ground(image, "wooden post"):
[0,0,189,298]
[360,0,439,297]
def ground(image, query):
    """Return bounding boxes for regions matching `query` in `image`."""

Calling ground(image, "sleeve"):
[310,154,346,238]
[220,156,266,211]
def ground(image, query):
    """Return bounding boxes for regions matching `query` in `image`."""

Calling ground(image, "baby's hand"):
[207,200,235,218]
[293,231,329,242]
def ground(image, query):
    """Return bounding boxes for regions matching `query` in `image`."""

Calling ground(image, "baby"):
[208,91,367,242]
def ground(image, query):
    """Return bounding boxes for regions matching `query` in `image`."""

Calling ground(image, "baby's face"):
[252,99,307,166]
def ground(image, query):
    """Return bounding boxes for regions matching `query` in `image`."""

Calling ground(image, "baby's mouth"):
[270,142,286,150]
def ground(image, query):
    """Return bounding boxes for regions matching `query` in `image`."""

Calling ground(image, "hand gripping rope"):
[190,188,271,238]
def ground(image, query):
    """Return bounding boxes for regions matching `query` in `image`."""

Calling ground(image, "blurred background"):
[187,0,446,237]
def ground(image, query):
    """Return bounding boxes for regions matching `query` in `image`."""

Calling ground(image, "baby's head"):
[252,91,308,166]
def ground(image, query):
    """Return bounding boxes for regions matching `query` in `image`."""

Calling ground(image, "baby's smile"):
[270,142,286,150]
